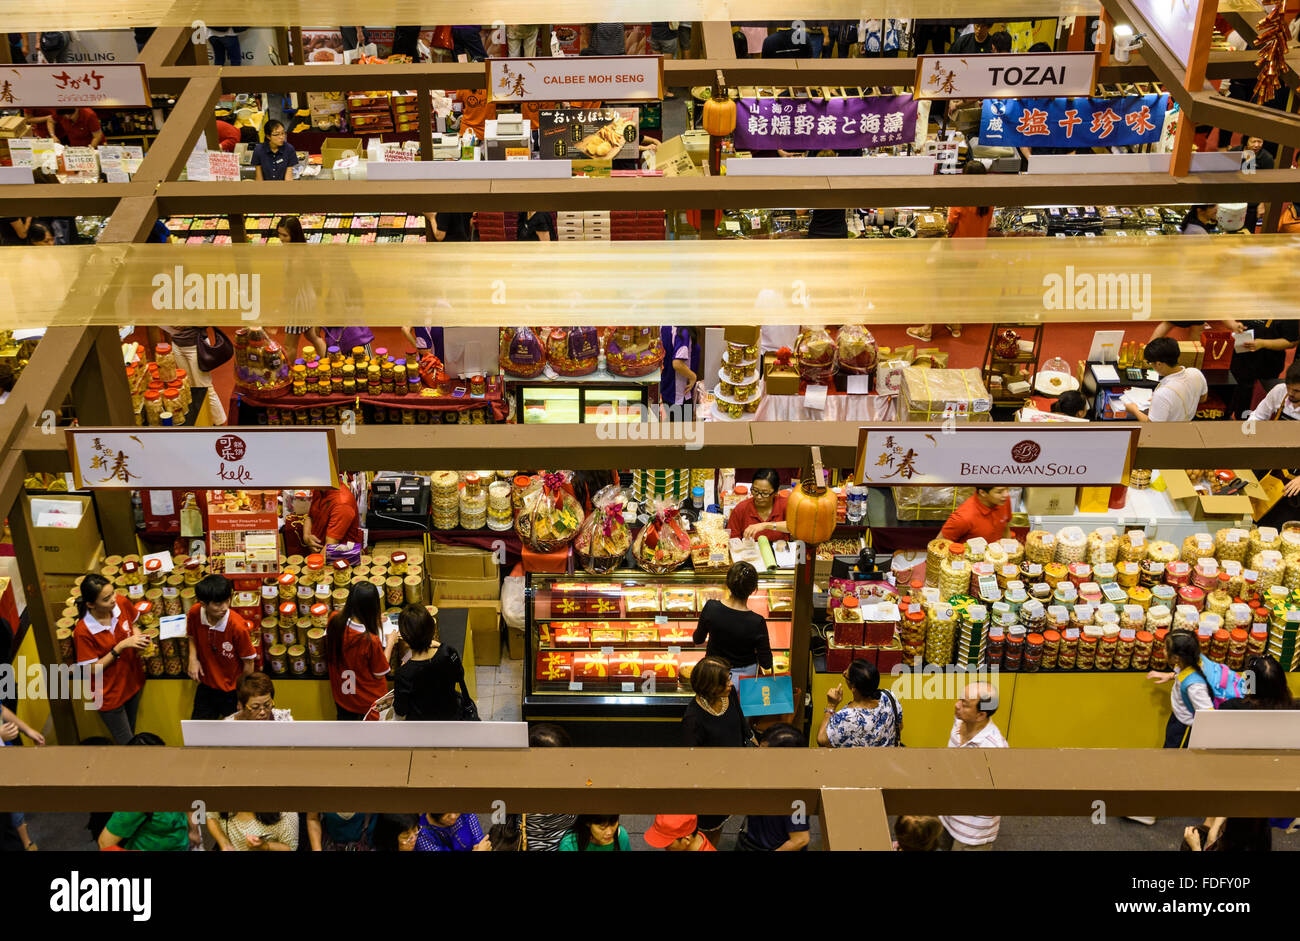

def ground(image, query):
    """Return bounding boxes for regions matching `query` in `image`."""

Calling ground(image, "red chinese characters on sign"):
[1015,108,1050,136]
[1056,108,1081,138]
[1089,107,1121,139]
[53,71,105,92]
[215,435,247,462]
[1124,105,1155,135]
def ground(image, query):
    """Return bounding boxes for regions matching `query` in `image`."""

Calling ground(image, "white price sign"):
[855,425,1137,486]
[914,52,1099,100]
[68,428,339,490]
[487,55,664,102]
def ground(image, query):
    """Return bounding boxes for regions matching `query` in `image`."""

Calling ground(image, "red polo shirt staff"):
[187,574,256,720]
[73,575,148,744]
[939,486,1013,544]
[308,478,363,550]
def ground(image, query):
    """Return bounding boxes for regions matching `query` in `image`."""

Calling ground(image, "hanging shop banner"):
[0,63,149,108]
[855,426,1137,486]
[979,94,1169,148]
[68,429,339,490]
[914,52,1098,100]
[733,95,918,151]
[539,107,640,159]
[486,55,663,102]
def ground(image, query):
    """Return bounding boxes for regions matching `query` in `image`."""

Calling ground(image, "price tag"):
[568,681,583,691]
[803,384,829,411]
[654,615,668,624]
[908,603,921,614]
[846,374,871,395]
[621,682,636,693]
[601,646,614,656]
[668,646,682,655]
[1226,532,1240,544]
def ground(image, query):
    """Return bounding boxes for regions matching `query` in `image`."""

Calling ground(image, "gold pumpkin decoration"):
[702,93,737,137]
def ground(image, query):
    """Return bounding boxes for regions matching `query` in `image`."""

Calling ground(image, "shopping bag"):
[1251,473,1287,522]
[1200,330,1233,371]
[735,674,794,716]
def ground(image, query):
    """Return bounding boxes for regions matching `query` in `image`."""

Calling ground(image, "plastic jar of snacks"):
[277,573,296,601]
[1248,625,1268,656]
[1146,604,1172,631]
[1077,628,1100,670]
[1023,633,1044,672]
[1120,604,1144,632]
[985,625,1005,667]
[1058,628,1080,669]
[1215,527,1249,563]
[1020,599,1046,633]
[1025,530,1055,565]
[310,602,329,629]
[1226,628,1248,670]
[1118,530,1147,562]
[1116,562,1140,588]
[1204,589,1232,618]
[1149,628,1170,670]
[1250,526,1281,558]
[1128,468,1152,489]
[304,554,325,585]
[939,547,970,601]
[294,583,312,618]
[1003,628,1025,672]
[1132,630,1155,670]
[1029,581,1051,603]
[1208,628,1230,663]
[1115,628,1136,670]
[1181,533,1215,564]
[1087,528,1119,565]
[1054,527,1086,564]
[1040,629,1061,670]
[155,343,177,381]
[1254,553,1284,596]
[925,604,958,664]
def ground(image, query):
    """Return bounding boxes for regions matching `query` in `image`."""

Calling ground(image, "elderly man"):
[939,682,1009,851]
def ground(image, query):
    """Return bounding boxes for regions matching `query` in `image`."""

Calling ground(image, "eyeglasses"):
[244,700,274,715]
[752,487,775,498]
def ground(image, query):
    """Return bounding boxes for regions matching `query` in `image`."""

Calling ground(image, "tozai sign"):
[68,428,339,490]
[855,426,1137,486]
[914,52,1098,100]
[487,55,664,102]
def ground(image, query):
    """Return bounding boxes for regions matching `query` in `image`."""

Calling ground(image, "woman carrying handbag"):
[157,327,230,424]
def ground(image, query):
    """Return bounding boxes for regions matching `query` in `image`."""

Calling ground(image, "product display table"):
[229,386,508,424]
[753,393,894,422]
[1018,485,1253,545]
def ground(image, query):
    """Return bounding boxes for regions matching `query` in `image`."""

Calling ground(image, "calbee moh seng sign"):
[914,51,1098,100]
[855,426,1136,486]
[487,56,664,102]
[68,428,338,490]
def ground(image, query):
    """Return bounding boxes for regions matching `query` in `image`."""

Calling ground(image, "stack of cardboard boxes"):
[25,495,105,630]
[611,210,666,240]
[557,211,611,241]
[390,92,419,134]
[346,92,394,134]
[425,545,505,665]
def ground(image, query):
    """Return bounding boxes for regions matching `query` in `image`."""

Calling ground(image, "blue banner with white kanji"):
[979,95,1168,148]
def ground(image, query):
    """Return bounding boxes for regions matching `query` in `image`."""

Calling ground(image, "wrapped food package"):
[896,485,974,523]
[545,326,600,377]
[836,325,878,375]
[573,484,632,574]
[632,501,693,575]
[515,472,584,552]
[606,326,665,377]
[499,327,546,378]
[1054,527,1086,564]
[1182,532,1216,564]
[794,327,837,383]
[1086,528,1118,565]
[1025,530,1056,565]
[234,328,290,395]
[896,367,992,423]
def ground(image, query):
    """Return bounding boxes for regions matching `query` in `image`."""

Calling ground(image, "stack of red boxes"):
[611,210,666,241]
[826,600,902,673]
[475,212,507,241]
[230,575,267,670]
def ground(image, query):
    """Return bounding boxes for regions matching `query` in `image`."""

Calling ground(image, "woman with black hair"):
[1051,390,1089,419]
[570,469,619,514]
[325,582,397,720]
[209,811,299,851]
[1219,654,1294,710]
[26,221,55,245]
[726,468,790,542]
[252,119,297,181]
[524,724,577,851]
[1149,629,1215,748]
[392,604,466,721]
[72,574,148,745]
[1180,204,1218,235]
[818,659,903,747]
[693,561,773,689]
[559,814,630,851]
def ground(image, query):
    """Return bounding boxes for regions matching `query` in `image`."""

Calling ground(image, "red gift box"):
[535,650,572,681]
[553,623,591,645]
[875,642,904,673]
[864,620,896,646]
[549,595,584,617]
[658,624,695,645]
[832,621,864,646]
[624,623,659,644]
[643,652,679,679]
[588,591,621,617]
[573,651,610,679]
[524,544,570,574]
[826,639,855,673]
[611,651,643,677]
[853,646,878,665]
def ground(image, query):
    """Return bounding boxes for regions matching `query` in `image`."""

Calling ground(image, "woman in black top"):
[693,562,774,688]
[392,604,464,721]
[517,210,555,242]
[681,656,754,847]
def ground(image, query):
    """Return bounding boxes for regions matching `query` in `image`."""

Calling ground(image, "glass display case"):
[511,374,658,424]
[524,570,795,733]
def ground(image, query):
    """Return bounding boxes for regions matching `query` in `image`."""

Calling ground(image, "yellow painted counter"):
[14,619,477,745]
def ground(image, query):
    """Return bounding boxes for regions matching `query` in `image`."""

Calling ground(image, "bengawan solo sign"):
[487,55,663,102]
[855,426,1137,486]
[68,428,338,490]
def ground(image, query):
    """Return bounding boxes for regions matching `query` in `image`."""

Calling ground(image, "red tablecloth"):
[230,387,508,423]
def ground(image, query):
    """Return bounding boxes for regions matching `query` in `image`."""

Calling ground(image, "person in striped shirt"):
[939,682,1008,850]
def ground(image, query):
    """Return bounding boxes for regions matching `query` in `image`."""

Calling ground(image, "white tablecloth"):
[752,394,895,422]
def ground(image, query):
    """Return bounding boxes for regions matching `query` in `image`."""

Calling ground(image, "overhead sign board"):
[914,52,1099,100]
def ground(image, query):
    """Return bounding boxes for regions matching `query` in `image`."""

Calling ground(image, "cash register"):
[366,474,431,531]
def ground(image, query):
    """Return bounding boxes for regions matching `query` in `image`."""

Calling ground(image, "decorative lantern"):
[702,90,737,137]
[785,447,838,544]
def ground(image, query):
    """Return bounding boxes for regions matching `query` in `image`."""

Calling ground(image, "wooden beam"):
[1190,90,1300,149]
[138,25,191,73]
[821,788,894,851]
[701,22,737,61]
[98,195,160,244]
[0,184,146,214]
[4,746,1300,818]
[133,73,223,184]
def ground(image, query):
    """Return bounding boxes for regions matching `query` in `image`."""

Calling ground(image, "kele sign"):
[68,428,338,490]
[487,56,663,102]
[914,52,1098,100]
[855,426,1136,486]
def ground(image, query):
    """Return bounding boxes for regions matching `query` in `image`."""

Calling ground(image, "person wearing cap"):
[306,477,363,551]
[939,486,1012,543]
[187,574,256,720]
[644,815,717,851]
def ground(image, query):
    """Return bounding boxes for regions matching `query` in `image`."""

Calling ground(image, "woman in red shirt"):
[325,582,397,720]
[726,469,791,542]
[73,574,148,744]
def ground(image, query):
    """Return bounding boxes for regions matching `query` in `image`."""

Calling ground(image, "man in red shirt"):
[187,574,256,719]
[939,486,1012,544]
[307,479,364,550]
[38,108,105,147]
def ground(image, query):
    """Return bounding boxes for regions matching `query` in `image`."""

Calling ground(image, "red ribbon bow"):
[774,347,794,369]
[542,471,566,495]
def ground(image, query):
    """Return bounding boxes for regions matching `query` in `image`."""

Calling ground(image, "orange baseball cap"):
[644,815,698,848]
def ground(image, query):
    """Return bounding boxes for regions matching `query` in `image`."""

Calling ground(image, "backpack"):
[1177,656,1249,711]
[39,31,71,61]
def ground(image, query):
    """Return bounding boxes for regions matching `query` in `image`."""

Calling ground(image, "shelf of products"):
[164,214,429,244]
[525,570,794,721]
[982,323,1044,409]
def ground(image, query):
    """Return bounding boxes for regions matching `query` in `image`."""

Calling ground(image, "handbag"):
[197,327,234,372]
[735,673,795,716]
[450,647,481,720]
[881,688,904,746]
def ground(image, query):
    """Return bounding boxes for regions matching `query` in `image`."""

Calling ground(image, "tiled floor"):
[475,652,524,723]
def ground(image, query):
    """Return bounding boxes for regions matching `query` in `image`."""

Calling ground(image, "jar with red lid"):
[1248,625,1268,656]
[1115,628,1136,670]
[1040,629,1061,669]
[1095,633,1118,670]
[163,389,184,424]
[155,342,177,381]
[1209,628,1230,663]
[1023,633,1044,672]
[985,626,1005,667]
[1058,628,1080,669]
[1151,628,1170,670]
[1003,632,1025,672]
[1077,629,1100,670]
[1226,628,1248,670]
[1132,630,1154,670]
[278,573,297,601]
[279,601,297,624]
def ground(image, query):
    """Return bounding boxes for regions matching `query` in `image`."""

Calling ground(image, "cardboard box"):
[763,352,800,396]
[1023,486,1078,516]
[507,624,525,660]
[321,137,364,168]
[461,600,503,665]
[424,546,497,580]
[724,325,761,346]
[1159,469,1262,521]
[26,496,102,575]
[897,367,992,423]
[1177,341,1204,369]
[653,134,709,177]
[0,115,29,138]
[432,577,500,603]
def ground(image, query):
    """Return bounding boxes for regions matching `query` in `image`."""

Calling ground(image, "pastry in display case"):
[524,570,795,726]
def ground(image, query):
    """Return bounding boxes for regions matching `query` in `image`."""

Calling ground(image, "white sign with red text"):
[914,52,1098,100]
[0,63,149,108]
[486,55,663,102]
[68,428,338,490]
[855,426,1136,486]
